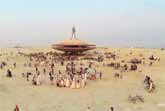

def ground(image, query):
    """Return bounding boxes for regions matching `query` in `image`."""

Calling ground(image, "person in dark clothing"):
[51,63,54,70]
[26,72,32,81]
[43,68,46,75]
[13,62,16,68]
[35,67,38,73]
[6,69,12,77]
[99,72,102,79]
[144,75,150,85]
[26,72,30,81]
[61,61,64,66]
[110,107,114,111]
[49,72,54,84]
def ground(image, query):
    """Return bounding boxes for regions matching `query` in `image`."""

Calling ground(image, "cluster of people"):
[1,51,103,89]
[29,61,102,89]
[55,74,86,89]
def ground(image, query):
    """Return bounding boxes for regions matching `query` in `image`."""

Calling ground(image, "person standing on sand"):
[13,62,16,68]
[51,63,54,71]
[66,63,70,72]
[43,68,46,75]
[14,105,19,111]
[65,77,70,88]
[110,107,114,111]
[149,80,155,92]
[71,77,76,89]
[36,72,42,85]
[99,72,102,79]
[76,80,81,89]
[6,69,12,77]
[26,72,30,81]
[81,78,86,88]
[35,67,38,73]
[107,106,114,111]
[32,74,37,85]
[49,71,54,85]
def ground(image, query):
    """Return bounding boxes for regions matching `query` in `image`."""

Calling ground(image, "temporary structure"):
[52,27,96,53]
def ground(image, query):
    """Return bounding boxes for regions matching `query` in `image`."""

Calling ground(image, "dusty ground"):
[0,47,165,111]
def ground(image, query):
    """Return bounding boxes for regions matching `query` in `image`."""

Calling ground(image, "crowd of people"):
[1,50,158,91]
[0,50,104,89]
[29,61,102,89]
[0,49,161,111]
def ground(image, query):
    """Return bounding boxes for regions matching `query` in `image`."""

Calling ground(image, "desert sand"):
[0,47,165,111]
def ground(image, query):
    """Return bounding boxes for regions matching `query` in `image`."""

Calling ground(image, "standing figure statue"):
[71,26,77,39]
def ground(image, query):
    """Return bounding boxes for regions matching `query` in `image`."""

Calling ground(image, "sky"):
[0,0,165,48]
